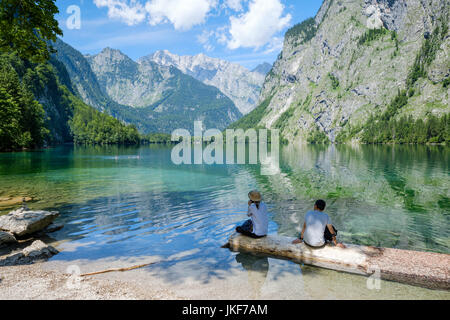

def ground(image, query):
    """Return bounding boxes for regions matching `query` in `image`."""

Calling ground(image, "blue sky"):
[55,0,323,69]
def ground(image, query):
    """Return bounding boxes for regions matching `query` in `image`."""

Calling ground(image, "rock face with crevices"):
[228,233,450,290]
[0,208,59,237]
[245,0,449,143]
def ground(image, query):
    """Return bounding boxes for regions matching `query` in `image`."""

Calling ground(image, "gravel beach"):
[0,262,179,300]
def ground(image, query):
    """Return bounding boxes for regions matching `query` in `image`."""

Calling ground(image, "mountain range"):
[232,0,449,144]
[144,50,268,114]
[53,40,252,133]
[51,0,448,144]
[52,40,275,134]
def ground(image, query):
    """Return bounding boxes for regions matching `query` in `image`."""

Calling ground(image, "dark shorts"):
[236,219,266,239]
[324,225,338,243]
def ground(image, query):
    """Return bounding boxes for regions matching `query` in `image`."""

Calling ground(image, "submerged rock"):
[0,231,17,246]
[33,223,65,237]
[0,240,58,266]
[0,208,59,237]
[0,196,33,208]
[43,223,64,234]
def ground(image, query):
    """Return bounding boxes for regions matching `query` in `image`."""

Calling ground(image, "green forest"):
[0,0,142,151]
[0,52,141,151]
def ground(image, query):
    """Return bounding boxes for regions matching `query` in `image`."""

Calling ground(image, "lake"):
[0,144,449,299]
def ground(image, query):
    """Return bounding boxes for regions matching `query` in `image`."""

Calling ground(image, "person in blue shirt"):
[236,190,269,238]
[292,200,345,248]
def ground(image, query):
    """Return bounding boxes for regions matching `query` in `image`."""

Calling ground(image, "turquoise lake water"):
[0,144,448,298]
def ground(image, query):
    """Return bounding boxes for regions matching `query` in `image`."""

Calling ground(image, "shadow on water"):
[235,252,269,296]
[43,188,262,284]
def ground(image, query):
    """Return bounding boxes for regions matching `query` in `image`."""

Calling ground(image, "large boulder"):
[0,240,58,266]
[0,231,17,246]
[0,208,59,237]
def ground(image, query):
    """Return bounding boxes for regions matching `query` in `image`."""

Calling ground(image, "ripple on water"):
[0,145,449,299]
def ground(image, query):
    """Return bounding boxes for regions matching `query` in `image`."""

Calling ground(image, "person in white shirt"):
[236,190,269,238]
[292,200,345,248]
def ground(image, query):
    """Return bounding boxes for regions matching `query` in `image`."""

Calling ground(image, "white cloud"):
[263,36,284,54]
[226,0,291,50]
[225,0,245,11]
[94,0,146,26]
[197,30,215,51]
[145,0,217,30]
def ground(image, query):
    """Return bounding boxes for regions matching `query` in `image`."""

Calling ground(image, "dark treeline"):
[70,101,141,146]
[360,114,449,144]
[141,133,175,144]
[285,17,317,45]
[357,27,389,46]
[0,57,48,150]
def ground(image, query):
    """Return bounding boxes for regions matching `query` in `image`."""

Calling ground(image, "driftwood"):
[228,233,450,290]
[80,262,158,277]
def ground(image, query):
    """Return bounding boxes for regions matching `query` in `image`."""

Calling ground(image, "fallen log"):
[228,233,450,290]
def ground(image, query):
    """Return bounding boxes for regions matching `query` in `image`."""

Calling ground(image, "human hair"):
[315,200,326,211]
[254,201,260,209]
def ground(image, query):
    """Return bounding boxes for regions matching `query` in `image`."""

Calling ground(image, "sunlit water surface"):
[0,144,448,299]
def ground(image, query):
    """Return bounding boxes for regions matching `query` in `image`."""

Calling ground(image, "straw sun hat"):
[248,190,262,202]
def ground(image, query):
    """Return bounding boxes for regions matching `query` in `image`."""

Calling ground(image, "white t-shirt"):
[303,210,331,247]
[247,202,269,236]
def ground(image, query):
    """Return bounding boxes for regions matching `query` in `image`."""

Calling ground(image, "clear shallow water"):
[0,144,449,299]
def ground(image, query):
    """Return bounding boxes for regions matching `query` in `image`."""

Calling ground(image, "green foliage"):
[328,73,340,90]
[391,31,400,57]
[273,106,295,132]
[0,0,62,62]
[307,126,330,144]
[69,99,140,145]
[360,114,449,144]
[141,133,175,144]
[381,89,409,121]
[0,59,48,151]
[335,125,361,144]
[443,77,450,88]
[227,96,273,131]
[407,23,444,88]
[285,18,317,45]
[0,52,142,150]
[357,27,389,46]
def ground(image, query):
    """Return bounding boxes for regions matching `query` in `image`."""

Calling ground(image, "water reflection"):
[0,144,448,298]
[266,144,450,253]
[235,253,269,299]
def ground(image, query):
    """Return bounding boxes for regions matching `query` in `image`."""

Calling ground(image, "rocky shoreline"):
[0,207,61,266]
